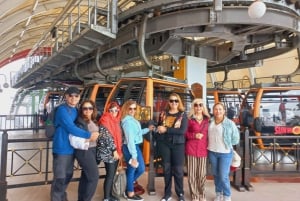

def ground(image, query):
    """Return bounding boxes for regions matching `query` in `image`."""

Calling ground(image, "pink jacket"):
[185,117,209,157]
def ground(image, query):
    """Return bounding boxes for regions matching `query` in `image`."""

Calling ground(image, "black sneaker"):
[127,194,144,201]
[135,194,143,200]
[109,195,120,201]
[178,194,185,201]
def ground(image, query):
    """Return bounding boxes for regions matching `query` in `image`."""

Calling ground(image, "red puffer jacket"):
[185,117,209,157]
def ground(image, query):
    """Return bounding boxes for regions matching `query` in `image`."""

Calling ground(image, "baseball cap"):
[65,86,80,95]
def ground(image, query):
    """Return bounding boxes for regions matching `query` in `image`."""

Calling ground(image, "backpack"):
[44,105,60,138]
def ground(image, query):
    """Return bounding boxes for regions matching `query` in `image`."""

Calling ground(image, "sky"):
[0,59,24,115]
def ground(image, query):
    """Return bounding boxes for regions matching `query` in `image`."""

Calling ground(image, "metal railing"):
[0,128,105,201]
[1,116,300,200]
[0,114,41,132]
[238,128,300,191]
[13,0,118,87]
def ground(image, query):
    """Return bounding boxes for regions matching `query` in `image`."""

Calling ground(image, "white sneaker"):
[223,196,231,201]
[214,193,222,201]
[161,196,172,201]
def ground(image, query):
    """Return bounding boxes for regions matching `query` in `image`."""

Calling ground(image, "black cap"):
[65,86,80,95]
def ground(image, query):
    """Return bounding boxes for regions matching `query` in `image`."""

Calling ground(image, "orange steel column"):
[143,78,154,165]
[253,88,264,149]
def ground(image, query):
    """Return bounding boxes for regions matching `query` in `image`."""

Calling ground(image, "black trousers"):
[157,141,185,197]
[75,147,99,201]
[103,160,119,199]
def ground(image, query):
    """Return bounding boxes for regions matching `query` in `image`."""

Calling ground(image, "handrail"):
[0,129,105,201]
[242,128,300,191]
[13,0,118,87]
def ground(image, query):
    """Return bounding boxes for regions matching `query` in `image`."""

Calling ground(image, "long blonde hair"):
[166,92,185,112]
[188,98,210,119]
[120,100,137,120]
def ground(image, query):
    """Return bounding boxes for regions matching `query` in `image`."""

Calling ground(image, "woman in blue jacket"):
[208,102,240,201]
[120,100,155,201]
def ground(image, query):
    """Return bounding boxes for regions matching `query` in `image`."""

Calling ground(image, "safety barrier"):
[1,123,300,200]
[238,128,300,191]
[0,129,105,201]
[0,114,41,132]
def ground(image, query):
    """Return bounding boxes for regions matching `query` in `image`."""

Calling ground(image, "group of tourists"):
[50,86,154,201]
[50,86,240,201]
[155,94,240,201]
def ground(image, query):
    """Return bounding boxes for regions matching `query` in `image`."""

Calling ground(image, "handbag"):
[112,161,127,198]
[231,150,241,171]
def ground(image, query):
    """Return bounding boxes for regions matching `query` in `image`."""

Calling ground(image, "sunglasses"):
[68,94,79,98]
[194,103,203,107]
[82,107,94,111]
[129,107,137,111]
[109,108,119,113]
[169,99,179,103]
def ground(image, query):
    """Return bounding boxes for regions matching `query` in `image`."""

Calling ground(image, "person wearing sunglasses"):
[98,102,122,201]
[208,102,240,201]
[71,100,101,201]
[156,93,188,201]
[185,99,210,201]
[120,100,155,201]
[51,88,99,201]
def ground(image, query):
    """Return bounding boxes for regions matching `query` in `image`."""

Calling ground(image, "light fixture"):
[0,74,9,88]
[248,0,267,19]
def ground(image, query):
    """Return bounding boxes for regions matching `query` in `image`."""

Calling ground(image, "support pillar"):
[0,131,8,201]
[175,56,207,103]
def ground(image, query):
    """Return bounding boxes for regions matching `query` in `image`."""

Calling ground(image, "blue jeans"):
[208,150,233,197]
[122,144,145,192]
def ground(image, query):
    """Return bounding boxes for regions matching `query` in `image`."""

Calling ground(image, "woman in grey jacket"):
[208,102,240,201]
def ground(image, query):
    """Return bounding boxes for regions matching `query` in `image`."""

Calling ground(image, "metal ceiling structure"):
[1,0,300,90]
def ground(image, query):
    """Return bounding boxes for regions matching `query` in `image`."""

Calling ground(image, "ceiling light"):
[248,1,266,19]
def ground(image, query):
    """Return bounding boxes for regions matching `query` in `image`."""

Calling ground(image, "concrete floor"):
[4,130,300,201]
[7,172,300,201]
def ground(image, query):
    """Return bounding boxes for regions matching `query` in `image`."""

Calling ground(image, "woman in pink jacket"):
[185,98,210,201]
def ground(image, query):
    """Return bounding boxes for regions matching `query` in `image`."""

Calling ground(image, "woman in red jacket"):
[98,101,123,201]
[185,98,210,201]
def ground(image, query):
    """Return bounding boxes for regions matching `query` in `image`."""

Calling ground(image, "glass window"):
[95,87,112,114]
[259,90,300,127]
[153,83,192,123]
[108,80,146,106]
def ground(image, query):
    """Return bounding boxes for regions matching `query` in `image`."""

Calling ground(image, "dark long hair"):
[79,99,98,123]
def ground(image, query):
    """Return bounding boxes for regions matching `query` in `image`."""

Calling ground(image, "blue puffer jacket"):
[121,115,149,159]
[52,104,91,155]
[210,116,240,149]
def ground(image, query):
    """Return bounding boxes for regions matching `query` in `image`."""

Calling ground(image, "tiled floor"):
[7,172,300,201]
